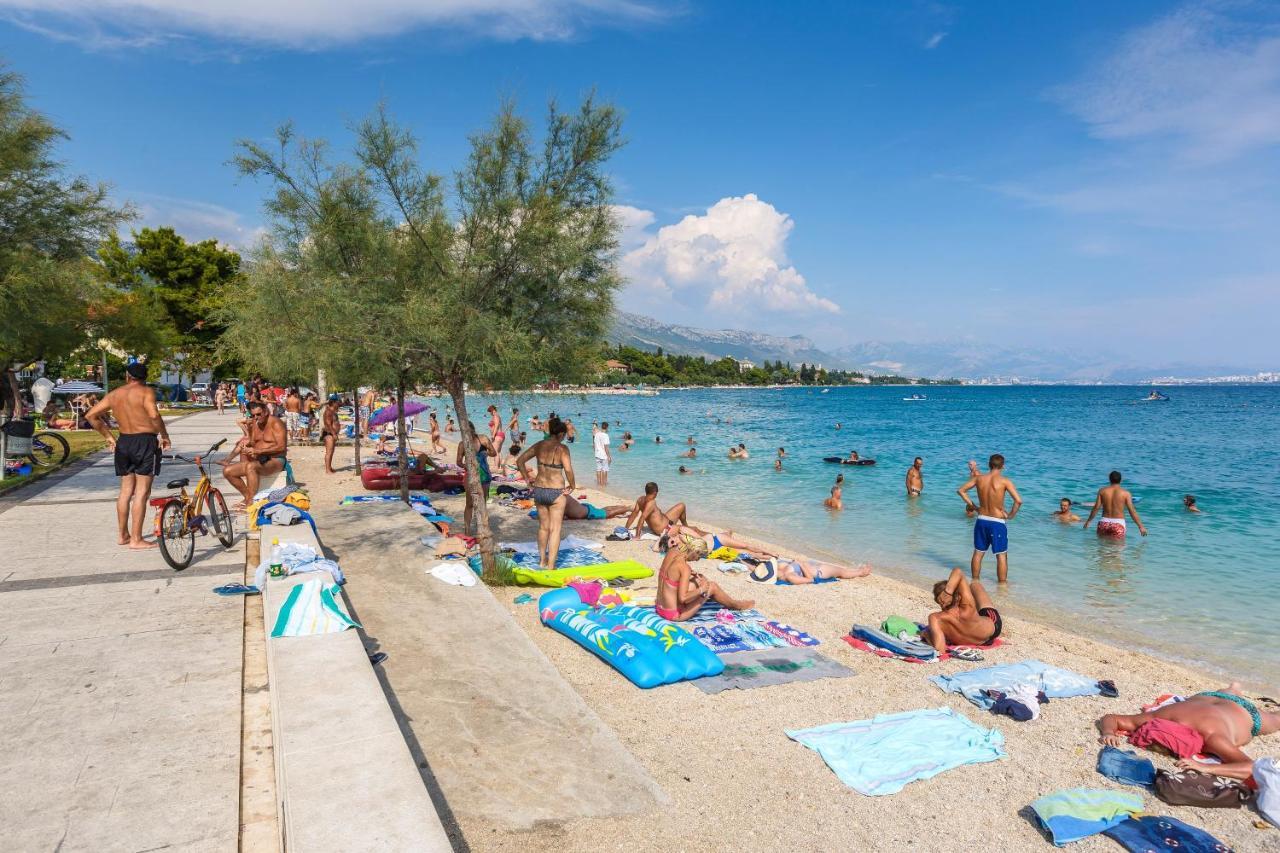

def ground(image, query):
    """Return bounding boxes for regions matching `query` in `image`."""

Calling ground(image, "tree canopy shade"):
[0,66,168,415]
[222,97,625,578]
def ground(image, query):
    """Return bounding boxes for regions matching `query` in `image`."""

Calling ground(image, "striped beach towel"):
[270,577,360,638]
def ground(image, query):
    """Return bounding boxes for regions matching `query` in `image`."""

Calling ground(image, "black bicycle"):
[28,430,70,468]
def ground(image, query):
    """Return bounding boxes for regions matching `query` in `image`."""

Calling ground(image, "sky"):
[3,0,1280,368]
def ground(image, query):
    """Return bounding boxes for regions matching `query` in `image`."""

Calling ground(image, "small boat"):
[820,388,830,394]
[903,394,927,402]
[1140,391,1170,402]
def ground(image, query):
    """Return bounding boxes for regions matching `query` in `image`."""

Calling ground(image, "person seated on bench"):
[221,401,287,510]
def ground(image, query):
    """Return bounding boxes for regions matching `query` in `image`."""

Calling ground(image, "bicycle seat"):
[166,478,190,489]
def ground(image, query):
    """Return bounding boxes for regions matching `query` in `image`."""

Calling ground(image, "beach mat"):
[692,647,853,694]
[843,633,1004,664]
[512,559,653,588]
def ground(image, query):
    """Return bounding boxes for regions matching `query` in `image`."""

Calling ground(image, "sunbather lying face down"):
[1098,683,1279,764]
[774,557,871,584]
[654,538,753,622]
[921,567,1002,654]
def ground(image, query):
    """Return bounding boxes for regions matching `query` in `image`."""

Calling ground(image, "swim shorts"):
[595,457,610,472]
[1097,518,1127,537]
[978,606,1003,643]
[114,433,161,477]
[584,503,606,520]
[285,411,300,431]
[973,516,1008,554]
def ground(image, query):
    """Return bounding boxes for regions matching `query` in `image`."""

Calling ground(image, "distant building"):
[604,359,630,373]
[736,359,755,373]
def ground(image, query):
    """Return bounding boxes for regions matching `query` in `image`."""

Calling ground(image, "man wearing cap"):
[85,362,171,549]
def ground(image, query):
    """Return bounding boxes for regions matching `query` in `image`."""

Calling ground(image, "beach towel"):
[1102,816,1232,853]
[270,577,359,637]
[786,707,1005,796]
[254,501,318,535]
[692,625,754,654]
[501,535,602,553]
[253,544,346,589]
[762,621,821,647]
[849,624,937,660]
[929,659,1100,709]
[842,632,1005,664]
[693,647,853,694]
[1030,788,1143,845]
[511,547,606,569]
[428,562,478,587]
[682,602,768,626]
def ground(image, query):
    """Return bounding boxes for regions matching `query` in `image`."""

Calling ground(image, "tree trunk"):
[396,372,409,505]
[316,368,327,402]
[445,378,498,582]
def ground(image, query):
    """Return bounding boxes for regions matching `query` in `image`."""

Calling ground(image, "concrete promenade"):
[0,410,247,852]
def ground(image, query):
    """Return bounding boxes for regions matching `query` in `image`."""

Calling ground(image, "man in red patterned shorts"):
[1083,470,1147,538]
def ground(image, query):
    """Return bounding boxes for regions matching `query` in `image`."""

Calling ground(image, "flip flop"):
[213,583,260,596]
[368,652,388,665]
[949,647,984,662]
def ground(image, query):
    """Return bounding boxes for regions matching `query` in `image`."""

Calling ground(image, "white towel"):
[428,562,477,587]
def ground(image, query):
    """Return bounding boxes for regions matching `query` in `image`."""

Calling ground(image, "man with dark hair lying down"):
[1098,683,1279,763]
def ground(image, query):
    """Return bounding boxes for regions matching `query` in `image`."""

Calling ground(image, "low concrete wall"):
[258,501,451,851]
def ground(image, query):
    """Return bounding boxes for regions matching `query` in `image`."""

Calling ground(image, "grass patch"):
[0,430,108,495]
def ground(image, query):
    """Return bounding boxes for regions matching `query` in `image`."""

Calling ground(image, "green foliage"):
[0,67,134,371]
[604,344,959,386]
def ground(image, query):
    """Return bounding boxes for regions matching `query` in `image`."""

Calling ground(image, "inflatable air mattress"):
[360,466,430,490]
[539,587,724,687]
[514,559,653,587]
[823,457,876,465]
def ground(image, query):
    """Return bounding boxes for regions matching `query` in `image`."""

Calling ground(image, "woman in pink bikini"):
[487,405,506,456]
[654,535,754,622]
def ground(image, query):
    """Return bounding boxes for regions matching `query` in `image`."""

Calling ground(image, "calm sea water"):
[459,385,1280,688]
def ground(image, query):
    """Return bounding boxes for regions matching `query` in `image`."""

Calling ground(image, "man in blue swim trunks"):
[957,453,1022,583]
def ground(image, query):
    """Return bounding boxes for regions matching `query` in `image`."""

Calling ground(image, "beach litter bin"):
[2,418,34,457]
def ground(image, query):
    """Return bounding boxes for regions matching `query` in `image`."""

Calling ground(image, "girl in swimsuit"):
[428,412,445,455]
[487,405,506,456]
[654,536,754,621]
[775,557,871,584]
[514,417,575,570]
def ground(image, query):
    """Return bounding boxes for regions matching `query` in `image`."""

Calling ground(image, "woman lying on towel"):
[658,524,774,559]
[775,557,871,584]
[655,531,754,621]
[922,568,1002,654]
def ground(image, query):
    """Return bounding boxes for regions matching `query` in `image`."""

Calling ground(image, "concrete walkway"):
[0,410,248,852]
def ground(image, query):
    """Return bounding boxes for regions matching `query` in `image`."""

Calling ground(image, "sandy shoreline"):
[291,436,1280,852]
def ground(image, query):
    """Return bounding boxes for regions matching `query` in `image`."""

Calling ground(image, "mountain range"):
[608,312,1262,383]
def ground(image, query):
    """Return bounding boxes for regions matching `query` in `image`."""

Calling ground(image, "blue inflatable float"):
[539,588,724,688]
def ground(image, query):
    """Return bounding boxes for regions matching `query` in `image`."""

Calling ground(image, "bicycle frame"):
[151,439,226,537]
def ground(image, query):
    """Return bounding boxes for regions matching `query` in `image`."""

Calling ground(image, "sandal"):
[213,583,260,596]
[949,647,984,662]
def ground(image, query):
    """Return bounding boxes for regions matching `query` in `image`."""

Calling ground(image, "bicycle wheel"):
[28,432,70,467]
[206,488,235,548]
[157,499,195,570]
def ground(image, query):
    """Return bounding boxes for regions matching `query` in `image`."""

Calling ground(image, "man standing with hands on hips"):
[593,420,612,488]
[957,453,1022,583]
[85,362,171,549]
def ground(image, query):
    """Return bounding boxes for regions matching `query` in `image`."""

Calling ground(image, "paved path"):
[0,410,248,852]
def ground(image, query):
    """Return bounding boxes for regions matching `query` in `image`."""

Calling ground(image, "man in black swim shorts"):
[85,362,171,549]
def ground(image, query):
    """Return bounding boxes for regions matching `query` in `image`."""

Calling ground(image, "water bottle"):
[269,537,283,577]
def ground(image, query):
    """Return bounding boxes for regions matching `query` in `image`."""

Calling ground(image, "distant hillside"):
[609,312,1263,382]
[609,312,839,368]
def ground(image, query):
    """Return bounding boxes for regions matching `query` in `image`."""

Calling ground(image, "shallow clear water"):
[460,385,1280,687]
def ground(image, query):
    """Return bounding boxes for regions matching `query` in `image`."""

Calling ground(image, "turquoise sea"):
[462,385,1280,689]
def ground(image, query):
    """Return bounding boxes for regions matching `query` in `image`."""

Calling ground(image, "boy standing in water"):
[1083,470,1147,538]
[957,453,1022,583]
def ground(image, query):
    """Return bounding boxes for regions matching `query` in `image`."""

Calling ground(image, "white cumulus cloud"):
[0,0,669,49]
[618,194,840,321]
[129,193,266,251]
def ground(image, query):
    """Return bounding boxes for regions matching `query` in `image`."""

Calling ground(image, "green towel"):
[881,615,918,638]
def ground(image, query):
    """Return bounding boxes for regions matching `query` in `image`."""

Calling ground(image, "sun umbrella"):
[52,381,105,394]
[367,401,429,428]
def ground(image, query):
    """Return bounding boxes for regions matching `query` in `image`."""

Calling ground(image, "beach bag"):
[1153,768,1254,808]
[2,418,34,456]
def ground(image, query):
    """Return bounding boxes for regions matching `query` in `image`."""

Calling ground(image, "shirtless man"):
[728,443,749,459]
[1082,470,1147,537]
[85,362,171,549]
[359,387,376,436]
[283,387,303,441]
[1053,498,1080,523]
[922,567,1002,653]
[625,482,688,535]
[1097,684,1279,764]
[222,401,287,508]
[679,446,697,459]
[320,395,341,474]
[823,484,843,510]
[906,456,923,497]
[956,453,1022,582]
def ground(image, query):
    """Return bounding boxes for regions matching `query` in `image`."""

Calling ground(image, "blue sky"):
[4,0,1279,367]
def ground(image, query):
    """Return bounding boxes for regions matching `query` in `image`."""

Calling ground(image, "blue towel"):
[776,576,837,585]
[929,659,1100,709]
[511,547,606,569]
[787,707,1005,796]
[1103,816,1228,853]
[1031,788,1143,846]
[255,501,318,535]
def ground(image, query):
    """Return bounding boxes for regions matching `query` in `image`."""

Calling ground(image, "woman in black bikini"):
[515,417,575,570]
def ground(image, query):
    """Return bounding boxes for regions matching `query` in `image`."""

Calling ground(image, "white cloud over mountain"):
[617,194,841,324]
[0,0,667,49]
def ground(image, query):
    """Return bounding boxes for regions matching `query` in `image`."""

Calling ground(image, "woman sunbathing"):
[654,534,753,621]
[922,567,1002,653]
[775,557,871,584]
[659,524,774,559]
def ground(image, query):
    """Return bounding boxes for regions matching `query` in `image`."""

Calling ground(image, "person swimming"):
[823,484,843,510]
[1184,494,1202,513]
[1052,498,1080,523]
[680,447,697,459]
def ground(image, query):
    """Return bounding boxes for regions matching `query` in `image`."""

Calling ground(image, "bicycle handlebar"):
[170,439,228,466]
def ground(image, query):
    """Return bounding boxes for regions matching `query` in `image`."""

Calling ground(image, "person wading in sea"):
[1083,470,1147,538]
[85,362,171,549]
[956,453,1022,583]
